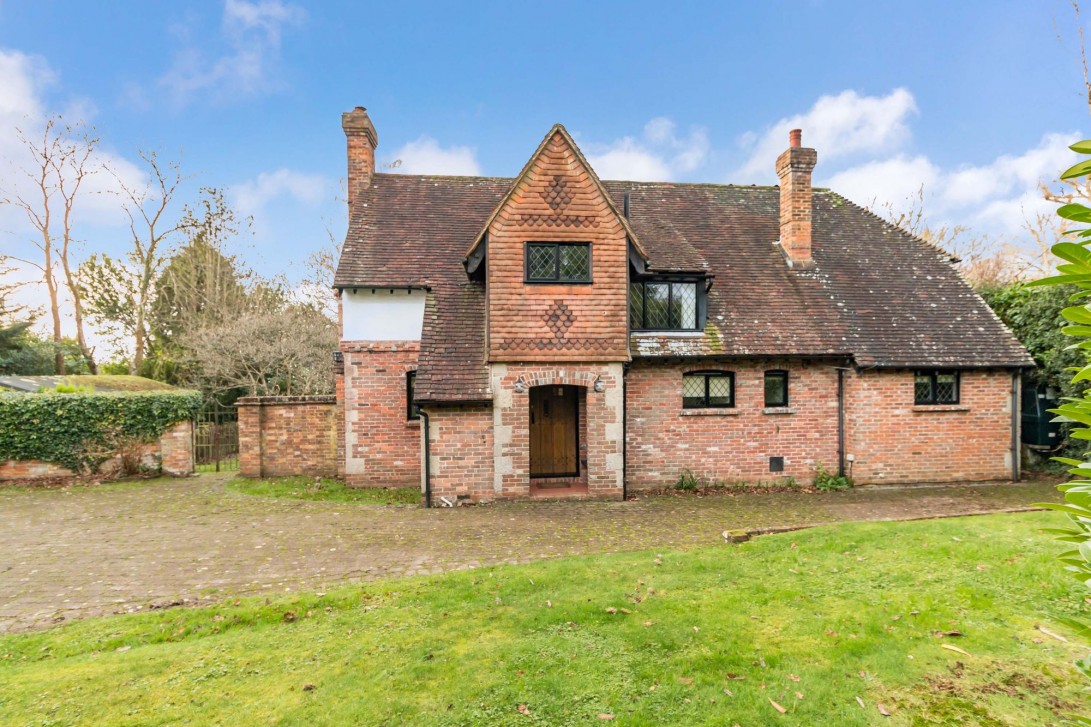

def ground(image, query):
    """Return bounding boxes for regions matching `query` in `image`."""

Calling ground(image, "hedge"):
[0,390,203,472]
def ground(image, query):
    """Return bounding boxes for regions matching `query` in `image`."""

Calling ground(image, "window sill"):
[681,408,740,417]
[912,405,969,413]
[762,407,796,415]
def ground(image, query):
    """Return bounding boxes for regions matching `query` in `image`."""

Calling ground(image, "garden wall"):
[237,395,339,478]
[0,421,194,481]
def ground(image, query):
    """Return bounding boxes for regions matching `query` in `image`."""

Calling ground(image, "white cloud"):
[232,168,328,220]
[737,88,918,180]
[824,132,1078,237]
[585,117,710,181]
[824,155,941,214]
[384,136,481,176]
[159,0,305,106]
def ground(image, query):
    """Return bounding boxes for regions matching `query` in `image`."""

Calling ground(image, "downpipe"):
[421,410,432,508]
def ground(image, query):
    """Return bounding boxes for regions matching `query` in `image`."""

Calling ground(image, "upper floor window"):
[525,242,591,283]
[406,371,420,420]
[683,370,734,409]
[764,370,789,407]
[914,370,959,405]
[630,280,698,330]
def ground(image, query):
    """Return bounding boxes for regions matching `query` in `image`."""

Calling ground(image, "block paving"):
[0,474,1062,632]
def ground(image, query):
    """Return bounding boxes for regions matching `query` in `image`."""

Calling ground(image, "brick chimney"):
[776,128,818,267]
[342,106,378,213]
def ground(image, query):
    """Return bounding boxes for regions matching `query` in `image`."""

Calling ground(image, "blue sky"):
[0,0,1088,351]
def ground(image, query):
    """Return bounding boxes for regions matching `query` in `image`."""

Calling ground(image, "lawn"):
[227,475,420,504]
[0,512,1087,726]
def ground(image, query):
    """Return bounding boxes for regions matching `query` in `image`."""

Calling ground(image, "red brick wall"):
[625,359,840,489]
[341,341,421,486]
[425,404,493,502]
[490,363,624,499]
[844,369,1014,483]
[237,396,338,478]
[486,130,629,363]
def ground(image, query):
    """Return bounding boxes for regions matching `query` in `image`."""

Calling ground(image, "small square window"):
[914,370,960,405]
[764,370,789,407]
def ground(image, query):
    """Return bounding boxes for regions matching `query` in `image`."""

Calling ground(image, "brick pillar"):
[159,420,194,476]
[238,402,262,477]
[776,128,818,268]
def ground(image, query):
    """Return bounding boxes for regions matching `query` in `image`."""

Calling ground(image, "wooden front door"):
[529,385,579,477]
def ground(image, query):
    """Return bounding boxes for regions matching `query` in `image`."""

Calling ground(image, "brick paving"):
[0,475,1062,632]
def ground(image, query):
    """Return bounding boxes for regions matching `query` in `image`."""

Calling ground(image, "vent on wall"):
[769,456,784,473]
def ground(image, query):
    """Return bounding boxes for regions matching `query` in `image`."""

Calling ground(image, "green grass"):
[226,476,420,505]
[0,512,1087,725]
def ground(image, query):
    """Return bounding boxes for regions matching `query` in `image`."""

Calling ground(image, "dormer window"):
[525,242,591,283]
[629,280,699,331]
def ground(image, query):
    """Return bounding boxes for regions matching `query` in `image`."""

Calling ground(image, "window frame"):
[764,369,789,408]
[406,370,420,420]
[629,279,701,331]
[913,369,960,405]
[524,241,593,284]
[682,370,735,409]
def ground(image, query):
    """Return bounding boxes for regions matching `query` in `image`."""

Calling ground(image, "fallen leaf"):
[678,677,694,684]
[796,691,804,700]
[546,600,552,608]
[605,607,618,614]
[788,674,800,682]
[933,630,962,638]
[725,673,747,681]
[115,645,130,653]
[643,621,655,627]
[302,684,316,692]
[941,644,971,656]
[878,703,892,716]
[620,608,632,614]
[597,715,615,721]
[723,688,733,696]
[856,696,866,709]
[769,698,787,714]
[517,704,530,715]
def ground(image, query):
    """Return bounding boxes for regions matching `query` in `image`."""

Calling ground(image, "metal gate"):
[193,400,239,472]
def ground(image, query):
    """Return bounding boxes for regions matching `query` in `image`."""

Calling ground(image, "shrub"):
[0,390,202,473]
[813,464,853,491]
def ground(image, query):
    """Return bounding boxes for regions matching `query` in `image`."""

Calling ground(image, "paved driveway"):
[0,475,1061,632]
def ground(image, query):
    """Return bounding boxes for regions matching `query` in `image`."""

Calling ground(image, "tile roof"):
[335,174,1032,403]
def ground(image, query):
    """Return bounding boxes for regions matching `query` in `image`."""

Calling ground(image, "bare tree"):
[50,119,100,373]
[2,117,68,373]
[180,304,337,395]
[82,151,186,372]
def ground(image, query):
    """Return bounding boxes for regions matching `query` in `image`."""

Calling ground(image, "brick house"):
[332,107,1032,504]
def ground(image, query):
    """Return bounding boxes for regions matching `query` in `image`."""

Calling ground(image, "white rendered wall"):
[341,288,426,341]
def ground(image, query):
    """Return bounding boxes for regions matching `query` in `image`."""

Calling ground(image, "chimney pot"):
[789,128,802,148]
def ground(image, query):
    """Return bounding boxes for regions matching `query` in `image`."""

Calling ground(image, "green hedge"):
[0,390,203,472]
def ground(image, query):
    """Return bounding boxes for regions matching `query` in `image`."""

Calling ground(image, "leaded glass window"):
[629,280,700,330]
[525,242,591,282]
[682,371,735,409]
[914,370,960,405]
